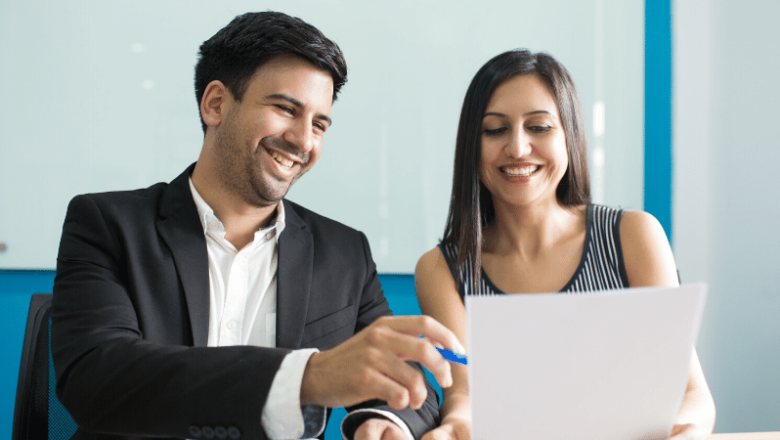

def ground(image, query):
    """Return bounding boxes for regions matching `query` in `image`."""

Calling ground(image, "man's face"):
[213,55,334,207]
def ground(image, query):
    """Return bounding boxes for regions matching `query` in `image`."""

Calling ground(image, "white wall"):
[674,0,780,432]
[0,0,645,272]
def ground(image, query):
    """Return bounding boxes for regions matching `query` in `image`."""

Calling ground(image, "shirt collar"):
[188,177,286,243]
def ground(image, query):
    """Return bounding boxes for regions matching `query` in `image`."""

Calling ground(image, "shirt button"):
[266,231,274,240]
[210,221,219,229]
[227,320,238,330]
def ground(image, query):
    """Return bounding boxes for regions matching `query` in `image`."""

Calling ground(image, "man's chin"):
[250,184,290,207]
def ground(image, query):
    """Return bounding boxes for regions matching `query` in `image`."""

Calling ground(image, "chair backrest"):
[12,293,77,440]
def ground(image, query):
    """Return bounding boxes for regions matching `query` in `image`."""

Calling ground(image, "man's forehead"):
[248,57,333,105]
[251,55,334,89]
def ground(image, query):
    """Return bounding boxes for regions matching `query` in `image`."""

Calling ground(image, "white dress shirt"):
[189,179,413,440]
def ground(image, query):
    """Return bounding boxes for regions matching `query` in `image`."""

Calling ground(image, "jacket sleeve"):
[340,232,440,440]
[52,194,285,440]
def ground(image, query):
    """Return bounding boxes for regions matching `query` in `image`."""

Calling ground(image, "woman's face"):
[479,74,568,210]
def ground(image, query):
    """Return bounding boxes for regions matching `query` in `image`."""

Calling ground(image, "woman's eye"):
[483,127,507,136]
[528,125,552,133]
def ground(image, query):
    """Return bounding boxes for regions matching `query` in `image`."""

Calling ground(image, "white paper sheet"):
[466,283,706,440]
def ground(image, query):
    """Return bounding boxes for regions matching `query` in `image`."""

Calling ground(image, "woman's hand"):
[421,415,471,440]
[666,422,711,440]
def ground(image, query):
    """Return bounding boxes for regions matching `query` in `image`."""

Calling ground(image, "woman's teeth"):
[502,165,539,176]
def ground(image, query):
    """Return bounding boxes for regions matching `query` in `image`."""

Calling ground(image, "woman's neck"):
[484,199,586,261]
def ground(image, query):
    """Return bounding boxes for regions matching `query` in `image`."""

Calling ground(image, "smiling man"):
[51,12,460,440]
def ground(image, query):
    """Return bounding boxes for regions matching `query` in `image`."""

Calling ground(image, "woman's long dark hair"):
[441,49,591,294]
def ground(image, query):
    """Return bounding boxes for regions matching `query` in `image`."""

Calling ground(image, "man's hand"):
[354,418,409,440]
[420,416,470,440]
[300,315,464,410]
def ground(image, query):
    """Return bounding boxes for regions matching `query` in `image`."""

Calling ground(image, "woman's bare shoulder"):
[415,246,461,311]
[619,210,678,287]
[416,246,449,276]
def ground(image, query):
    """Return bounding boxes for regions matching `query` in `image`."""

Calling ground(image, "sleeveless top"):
[439,204,630,301]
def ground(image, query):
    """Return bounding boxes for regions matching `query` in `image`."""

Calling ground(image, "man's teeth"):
[502,166,538,177]
[270,150,294,169]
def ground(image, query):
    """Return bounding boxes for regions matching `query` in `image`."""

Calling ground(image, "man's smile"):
[267,148,296,169]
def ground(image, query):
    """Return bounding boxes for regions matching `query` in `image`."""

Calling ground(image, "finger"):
[355,416,407,440]
[666,423,699,440]
[367,327,452,388]
[354,418,381,440]
[357,362,412,410]
[358,343,429,409]
[376,315,466,353]
[379,354,429,409]
[381,422,410,440]
[380,368,425,410]
[363,324,453,389]
[421,426,455,440]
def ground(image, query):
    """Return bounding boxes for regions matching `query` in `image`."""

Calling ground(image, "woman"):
[415,49,715,440]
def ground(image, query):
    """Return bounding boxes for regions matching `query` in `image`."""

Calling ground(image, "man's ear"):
[200,80,230,128]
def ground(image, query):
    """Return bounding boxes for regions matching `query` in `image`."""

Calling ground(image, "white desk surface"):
[710,433,780,439]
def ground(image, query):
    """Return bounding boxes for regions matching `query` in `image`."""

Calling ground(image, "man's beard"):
[214,125,309,207]
[244,136,310,205]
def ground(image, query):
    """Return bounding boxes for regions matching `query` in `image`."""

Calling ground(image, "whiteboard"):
[0,0,644,271]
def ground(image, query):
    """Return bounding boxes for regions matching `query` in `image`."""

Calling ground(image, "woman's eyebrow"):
[483,111,507,119]
[482,109,555,119]
[523,109,554,117]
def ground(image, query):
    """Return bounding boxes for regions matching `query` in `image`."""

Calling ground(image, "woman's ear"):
[200,80,230,128]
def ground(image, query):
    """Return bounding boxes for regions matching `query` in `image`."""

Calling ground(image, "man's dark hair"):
[194,11,348,133]
[442,49,591,294]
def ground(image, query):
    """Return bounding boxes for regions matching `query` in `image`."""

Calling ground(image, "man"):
[52,12,462,440]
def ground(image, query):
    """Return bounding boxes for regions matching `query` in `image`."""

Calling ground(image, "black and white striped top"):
[439,204,630,300]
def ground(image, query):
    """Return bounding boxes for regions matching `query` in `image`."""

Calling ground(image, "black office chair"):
[13,293,77,440]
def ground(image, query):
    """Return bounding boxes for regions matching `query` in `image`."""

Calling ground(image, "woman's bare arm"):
[621,210,716,438]
[415,247,472,440]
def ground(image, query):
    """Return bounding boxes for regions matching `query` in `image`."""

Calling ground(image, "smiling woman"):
[479,75,570,216]
[414,49,716,440]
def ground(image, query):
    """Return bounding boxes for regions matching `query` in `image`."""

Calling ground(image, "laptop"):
[466,283,706,440]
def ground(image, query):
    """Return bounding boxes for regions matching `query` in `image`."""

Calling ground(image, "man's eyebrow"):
[266,93,333,126]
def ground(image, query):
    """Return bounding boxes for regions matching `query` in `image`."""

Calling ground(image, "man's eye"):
[276,105,294,115]
[314,122,326,132]
[483,127,507,136]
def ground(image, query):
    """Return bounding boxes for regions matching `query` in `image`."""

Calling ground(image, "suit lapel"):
[276,200,314,349]
[156,164,210,347]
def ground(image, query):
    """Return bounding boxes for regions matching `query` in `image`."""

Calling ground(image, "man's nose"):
[283,119,315,155]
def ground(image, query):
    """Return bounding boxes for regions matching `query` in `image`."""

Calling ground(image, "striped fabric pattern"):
[439,204,630,299]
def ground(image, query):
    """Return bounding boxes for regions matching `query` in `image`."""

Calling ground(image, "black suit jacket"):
[51,165,439,440]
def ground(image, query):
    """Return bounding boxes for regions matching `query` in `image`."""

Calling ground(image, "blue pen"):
[435,346,468,366]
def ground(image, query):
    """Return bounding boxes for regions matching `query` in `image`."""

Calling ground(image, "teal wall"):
[0,270,57,439]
